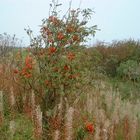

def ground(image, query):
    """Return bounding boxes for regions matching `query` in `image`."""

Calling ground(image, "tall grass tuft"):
[65,107,74,140]
[33,105,42,140]
[0,91,4,126]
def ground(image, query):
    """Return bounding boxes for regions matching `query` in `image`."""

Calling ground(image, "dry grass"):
[0,60,140,139]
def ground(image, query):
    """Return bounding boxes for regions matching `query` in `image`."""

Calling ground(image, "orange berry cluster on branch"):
[67,52,75,61]
[48,46,57,54]
[49,16,60,26]
[85,122,94,134]
[14,55,34,79]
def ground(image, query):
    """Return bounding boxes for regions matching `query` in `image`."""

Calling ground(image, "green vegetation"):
[0,1,140,140]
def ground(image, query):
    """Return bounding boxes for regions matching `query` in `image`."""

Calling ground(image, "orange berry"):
[26,64,32,70]
[72,35,80,41]
[57,32,64,40]
[85,122,94,133]
[45,80,51,87]
[13,69,18,74]
[64,65,70,71]
[66,25,74,33]
[25,55,33,66]
[49,46,57,54]
[67,52,75,61]
[25,73,32,78]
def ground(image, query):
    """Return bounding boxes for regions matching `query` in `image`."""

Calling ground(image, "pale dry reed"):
[9,87,16,119]
[9,87,15,107]
[0,91,4,125]
[30,90,43,140]
[86,93,93,115]
[33,105,42,140]
[31,90,36,120]
[84,82,140,140]
[129,117,138,140]
[94,126,100,140]
[54,130,60,140]
[53,96,63,140]
[65,107,74,140]
[9,120,16,140]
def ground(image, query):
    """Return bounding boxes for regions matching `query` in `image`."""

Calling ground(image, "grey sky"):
[0,0,140,46]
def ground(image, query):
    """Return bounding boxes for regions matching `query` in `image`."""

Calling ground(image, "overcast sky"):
[0,0,140,46]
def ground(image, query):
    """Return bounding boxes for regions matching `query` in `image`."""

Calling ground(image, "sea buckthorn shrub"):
[13,2,97,111]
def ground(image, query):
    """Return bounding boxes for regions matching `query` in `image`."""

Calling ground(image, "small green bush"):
[117,60,140,82]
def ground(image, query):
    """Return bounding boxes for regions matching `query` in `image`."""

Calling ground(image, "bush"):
[117,60,140,81]
[13,1,98,115]
[95,40,140,77]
